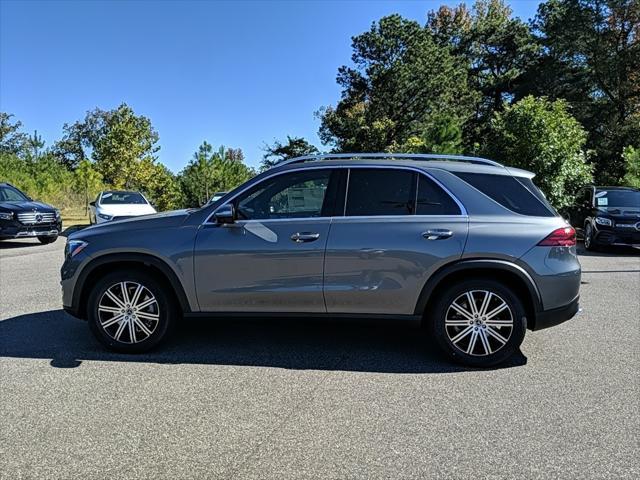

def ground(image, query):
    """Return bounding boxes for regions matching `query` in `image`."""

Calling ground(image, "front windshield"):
[100,192,147,205]
[595,190,640,209]
[0,185,29,202]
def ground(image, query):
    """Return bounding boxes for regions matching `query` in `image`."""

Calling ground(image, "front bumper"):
[532,296,580,331]
[593,227,640,247]
[0,221,62,239]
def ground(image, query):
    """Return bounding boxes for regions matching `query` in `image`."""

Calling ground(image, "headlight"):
[55,209,61,219]
[98,213,113,221]
[0,212,13,221]
[65,239,88,259]
[595,217,612,226]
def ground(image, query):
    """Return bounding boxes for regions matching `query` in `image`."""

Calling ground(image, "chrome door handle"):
[422,229,453,240]
[290,232,320,243]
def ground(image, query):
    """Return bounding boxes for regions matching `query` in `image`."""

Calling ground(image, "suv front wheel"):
[430,280,527,367]
[87,270,175,353]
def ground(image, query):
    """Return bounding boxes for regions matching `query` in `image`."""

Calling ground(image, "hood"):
[97,203,156,215]
[596,207,640,219]
[72,209,191,240]
[0,200,56,212]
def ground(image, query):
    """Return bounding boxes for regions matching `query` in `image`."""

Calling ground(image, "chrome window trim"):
[202,164,467,225]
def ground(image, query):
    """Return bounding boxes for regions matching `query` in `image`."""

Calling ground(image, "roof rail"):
[277,153,503,168]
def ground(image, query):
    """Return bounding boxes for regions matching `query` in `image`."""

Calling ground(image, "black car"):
[566,186,640,250]
[0,182,62,244]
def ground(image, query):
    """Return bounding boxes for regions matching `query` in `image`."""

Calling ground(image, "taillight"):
[537,226,576,247]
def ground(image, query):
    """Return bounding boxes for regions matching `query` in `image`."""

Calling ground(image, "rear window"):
[454,172,555,217]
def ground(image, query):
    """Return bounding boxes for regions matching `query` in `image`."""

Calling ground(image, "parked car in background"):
[566,186,640,250]
[0,182,62,244]
[62,153,581,367]
[208,192,228,204]
[89,190,156,224]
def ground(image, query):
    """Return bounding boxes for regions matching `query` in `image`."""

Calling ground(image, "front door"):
[194,168,339,313]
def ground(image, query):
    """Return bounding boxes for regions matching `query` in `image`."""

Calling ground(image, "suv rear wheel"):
[87,270,175,353]
[430,280,527,367]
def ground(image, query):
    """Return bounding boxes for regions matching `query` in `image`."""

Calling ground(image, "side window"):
[453,172,555,217]
[235,169,332,220]
[416,175,461,215]
[582,189,592,205]
[345,169,415,216]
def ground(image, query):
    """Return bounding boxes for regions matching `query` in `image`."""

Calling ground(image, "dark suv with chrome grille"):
[62,154,581,367]
[566,186,640,250]
[0,182,62,244]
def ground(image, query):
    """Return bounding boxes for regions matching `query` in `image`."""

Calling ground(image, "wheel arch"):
[415,259,543,330]
[73,253,191,320]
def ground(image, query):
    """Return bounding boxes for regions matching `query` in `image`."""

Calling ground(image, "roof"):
[102,190,143,194]
[593,185,640,191]
[270,153,535,178]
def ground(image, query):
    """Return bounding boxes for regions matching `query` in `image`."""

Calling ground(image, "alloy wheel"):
[97,281,160,344]
[445,290,514,356]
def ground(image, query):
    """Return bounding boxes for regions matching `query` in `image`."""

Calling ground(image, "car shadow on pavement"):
[576,243,640,257]
[0,240,43,249]
[0,310,527,373]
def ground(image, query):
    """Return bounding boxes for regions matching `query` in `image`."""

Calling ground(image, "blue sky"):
[1,0,542,172]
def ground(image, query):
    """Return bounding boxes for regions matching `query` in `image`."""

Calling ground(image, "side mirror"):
[214,204,236,224]
[89,201,96,207]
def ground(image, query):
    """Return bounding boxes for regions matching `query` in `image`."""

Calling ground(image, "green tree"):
[134,159,183,211]
[318,14,475,152]
[26,130,45,160]
[262,136,319,170]
[486,96,593,209]
[73,159,104,215]
[395,115,464,154]
[427,0,539,149]
[180,142,254,207]
[180,141,217,206]
[0,113,29,155]
[530,0,640,183]
[54,103,160,187]
[621,146,640,188]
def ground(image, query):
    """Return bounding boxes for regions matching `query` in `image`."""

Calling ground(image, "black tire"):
[584,222,598,251]
[429,279,527,368]
[38,235,58,244]
[87,269,176,353]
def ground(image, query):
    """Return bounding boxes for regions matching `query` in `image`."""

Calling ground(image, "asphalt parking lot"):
[1,237,638,479]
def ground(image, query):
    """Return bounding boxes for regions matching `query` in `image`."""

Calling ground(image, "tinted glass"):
[100,192,147,205]
[515,177,557,214]
[454,172,555,217]
[416,175,461,215]
[0,185,29,202]
[346,169,415,216]
[594,189,640,208]
[236,169,331,220]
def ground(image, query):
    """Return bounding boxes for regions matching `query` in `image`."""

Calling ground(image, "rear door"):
[323,167,468,315]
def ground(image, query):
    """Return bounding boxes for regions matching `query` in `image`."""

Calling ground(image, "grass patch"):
[61,207,90,228]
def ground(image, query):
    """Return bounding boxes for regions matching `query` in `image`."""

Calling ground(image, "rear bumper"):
[532,296,580,331]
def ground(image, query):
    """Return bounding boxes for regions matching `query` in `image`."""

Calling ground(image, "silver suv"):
[61,154,581,367]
